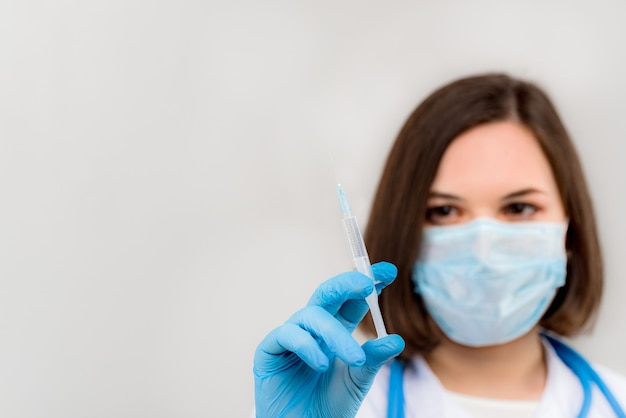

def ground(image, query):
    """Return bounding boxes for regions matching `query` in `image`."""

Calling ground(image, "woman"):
[253,74,626,417]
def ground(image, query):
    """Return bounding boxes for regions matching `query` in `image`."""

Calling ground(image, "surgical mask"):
[412,218,568,347]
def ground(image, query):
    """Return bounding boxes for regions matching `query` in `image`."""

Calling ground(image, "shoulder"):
[587,362,626,416]
[546,335,626,415]
[593,362,626,394]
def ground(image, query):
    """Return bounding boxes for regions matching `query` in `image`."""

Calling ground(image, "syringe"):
[337,184,388,338]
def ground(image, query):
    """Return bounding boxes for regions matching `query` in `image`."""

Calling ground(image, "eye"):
[503,202,537,218]
[425,205,459,224]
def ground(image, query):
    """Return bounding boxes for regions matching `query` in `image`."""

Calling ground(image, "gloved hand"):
[253,261,405,418]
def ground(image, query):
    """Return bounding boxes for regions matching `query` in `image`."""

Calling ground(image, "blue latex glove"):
[254,261,405,418]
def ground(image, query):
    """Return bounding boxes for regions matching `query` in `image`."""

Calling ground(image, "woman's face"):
[426,121,567,226]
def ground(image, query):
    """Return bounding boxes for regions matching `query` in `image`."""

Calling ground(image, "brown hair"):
[362,73,603,358]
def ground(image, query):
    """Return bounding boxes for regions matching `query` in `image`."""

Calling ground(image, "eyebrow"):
[428,188,546,201]
[428,191,464,201]
[500,188,546,201]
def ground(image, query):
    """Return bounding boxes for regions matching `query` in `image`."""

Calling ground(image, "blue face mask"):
[412,218,568,347]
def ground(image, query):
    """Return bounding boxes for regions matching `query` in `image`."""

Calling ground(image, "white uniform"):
[356,340,626,418]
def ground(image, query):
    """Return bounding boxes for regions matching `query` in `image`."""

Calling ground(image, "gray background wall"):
[1,1,625,417]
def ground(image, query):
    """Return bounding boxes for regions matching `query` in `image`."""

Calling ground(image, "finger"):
[307,271,374,316]
[371,261,398,292]
[254,323,330,374]
[349,334,405,388]
[337,262,399,327]
[289,306,366,366]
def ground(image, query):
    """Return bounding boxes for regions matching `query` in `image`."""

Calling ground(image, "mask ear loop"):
[544,219,571,319]
[565,218,573,260]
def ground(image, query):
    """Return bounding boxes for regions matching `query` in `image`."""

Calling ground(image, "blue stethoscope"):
[387,334,626,418]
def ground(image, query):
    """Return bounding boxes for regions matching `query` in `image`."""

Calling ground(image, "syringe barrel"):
[341,216,369,261]
[355,255,388,337]
[342,216,388,337]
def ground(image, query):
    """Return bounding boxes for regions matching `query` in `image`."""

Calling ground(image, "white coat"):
[356,339,626,418]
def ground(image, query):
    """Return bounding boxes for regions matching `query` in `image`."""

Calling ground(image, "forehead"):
[431,121,558,193]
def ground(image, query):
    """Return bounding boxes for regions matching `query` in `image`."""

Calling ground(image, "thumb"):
[349,334,405,390]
